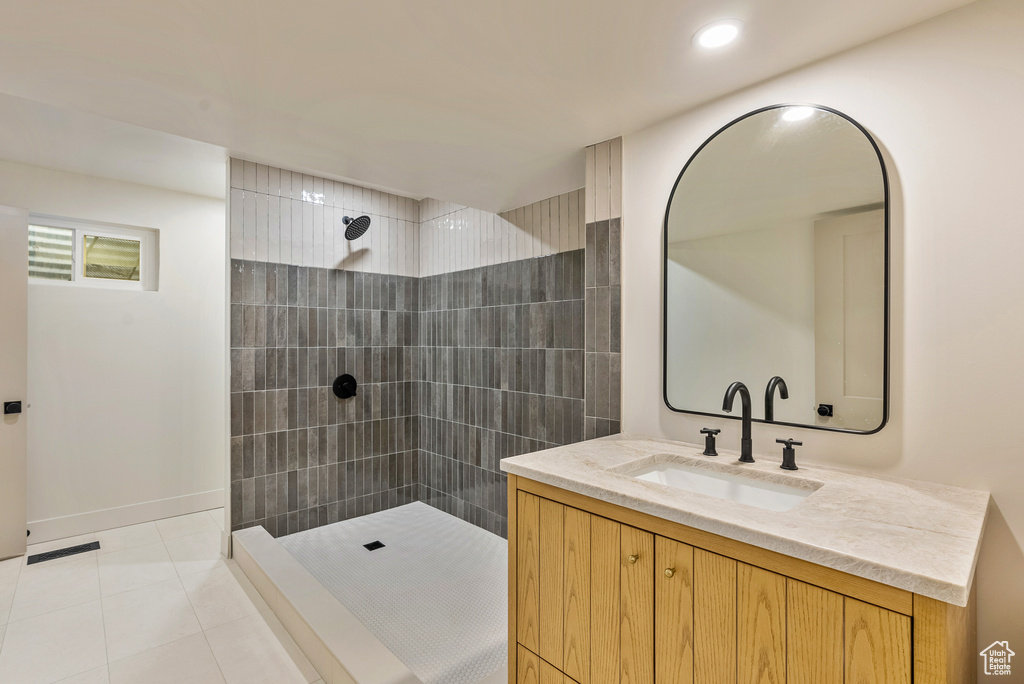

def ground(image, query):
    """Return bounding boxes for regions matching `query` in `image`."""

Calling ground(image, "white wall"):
[666,222,816,424]
[0,159,226,541]
[621,0,1024,663]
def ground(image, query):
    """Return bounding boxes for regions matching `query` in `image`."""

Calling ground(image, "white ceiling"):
[0,0,974,211]
[0,92,227,199]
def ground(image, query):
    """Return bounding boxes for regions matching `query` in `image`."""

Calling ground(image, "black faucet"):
[722,381,754,463]
[764,376,789,422]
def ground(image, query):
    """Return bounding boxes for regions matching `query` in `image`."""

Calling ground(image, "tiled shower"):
[229,143,621,539]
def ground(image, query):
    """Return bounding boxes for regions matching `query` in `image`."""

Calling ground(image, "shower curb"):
[233,526,423,684]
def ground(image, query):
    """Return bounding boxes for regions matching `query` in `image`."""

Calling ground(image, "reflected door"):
[814,209,885,430]
[0,205,28,560]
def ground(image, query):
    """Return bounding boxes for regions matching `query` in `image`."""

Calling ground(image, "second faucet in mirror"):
[765,376,789,422]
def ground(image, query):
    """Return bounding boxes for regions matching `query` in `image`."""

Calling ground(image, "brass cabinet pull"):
[627,554,639,564]
[665,568,676,578]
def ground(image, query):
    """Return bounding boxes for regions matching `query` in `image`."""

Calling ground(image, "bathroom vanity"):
[501,434,988,684]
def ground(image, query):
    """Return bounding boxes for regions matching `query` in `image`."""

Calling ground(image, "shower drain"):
[362,540,385,551]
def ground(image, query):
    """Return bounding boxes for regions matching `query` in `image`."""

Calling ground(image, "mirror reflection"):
[664,105,887,432]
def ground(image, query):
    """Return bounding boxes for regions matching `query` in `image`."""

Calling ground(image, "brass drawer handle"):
[665,568,676,578]
[628,554,639,564]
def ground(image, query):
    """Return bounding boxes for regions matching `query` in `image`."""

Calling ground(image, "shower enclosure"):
[226,143,622,683]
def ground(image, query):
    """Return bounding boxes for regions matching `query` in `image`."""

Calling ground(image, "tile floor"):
[0,509,325,684]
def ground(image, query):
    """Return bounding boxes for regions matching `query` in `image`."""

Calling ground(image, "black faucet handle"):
[777,438,802,470]
[700,428,720,456]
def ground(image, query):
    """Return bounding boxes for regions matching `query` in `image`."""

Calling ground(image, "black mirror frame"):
[661,103,890,435]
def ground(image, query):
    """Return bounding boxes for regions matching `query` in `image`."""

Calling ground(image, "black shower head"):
[342,215,371,240]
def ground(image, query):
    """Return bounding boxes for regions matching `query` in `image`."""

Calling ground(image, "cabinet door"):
[591,516,655,684]
[620,525,654,684]
[539,498,566,666]
[787,579,843,684]
[591,515,621,684]
[520,501,646,684]
[693,549,737,684]
[737,563,786,684]
[563,506,591,683]
[518,492,541,653]
[655,536,694,684]
[518,493,569,668]
[845,598,912,684]
[518,645,574,684]
[518,645,541,684]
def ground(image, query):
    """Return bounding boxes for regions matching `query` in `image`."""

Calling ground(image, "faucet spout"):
[764,376,789,422]
[722,381,754,463]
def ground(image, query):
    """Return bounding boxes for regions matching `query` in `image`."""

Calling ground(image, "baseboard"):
[27,489,225,544]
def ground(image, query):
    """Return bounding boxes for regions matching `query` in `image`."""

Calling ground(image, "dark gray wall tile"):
[230,242,603,540]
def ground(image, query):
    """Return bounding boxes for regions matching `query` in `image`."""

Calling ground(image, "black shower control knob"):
[817,403,834,417]
[333,374,358,399]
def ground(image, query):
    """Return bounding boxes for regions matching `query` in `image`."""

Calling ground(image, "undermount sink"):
[626,461,816,512]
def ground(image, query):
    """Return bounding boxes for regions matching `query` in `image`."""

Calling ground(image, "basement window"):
[28,217,158,291]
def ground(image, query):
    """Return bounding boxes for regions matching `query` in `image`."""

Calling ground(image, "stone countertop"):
[499,433,989,606]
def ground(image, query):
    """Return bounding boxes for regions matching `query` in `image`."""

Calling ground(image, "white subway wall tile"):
[228,158,584,283]
[280,169,292,199]
[302,202,314,267]
[576,189,585,248]
[381,217,391,275]
[370,215,381,273]
[323,179,335,208]
[230,159,244,190]
[229,188,243,259]
[313,203,324,268]
[610,137,623,220]
[243,161,257,192]
[268,195,281,264]
[333,210,346,270]
[255,193,269,262]
[256,164,269,195]
[540,200,551,256]
[242,191,256,260]
[391,218,402,276]
[290,199,303,267]
[279,195,292,265]
[268,166,281,197]
[323,205,335,269]
[595,140,610,222]
[411,221,420,277]
[585,146,595,224]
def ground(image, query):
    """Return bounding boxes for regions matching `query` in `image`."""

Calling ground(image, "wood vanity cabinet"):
[508,475,977,684]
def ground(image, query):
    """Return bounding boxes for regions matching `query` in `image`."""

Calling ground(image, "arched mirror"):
[663,105,888,433]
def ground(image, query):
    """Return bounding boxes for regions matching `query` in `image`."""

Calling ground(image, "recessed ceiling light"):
[693,20,743,49]
[781,106,815,122]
